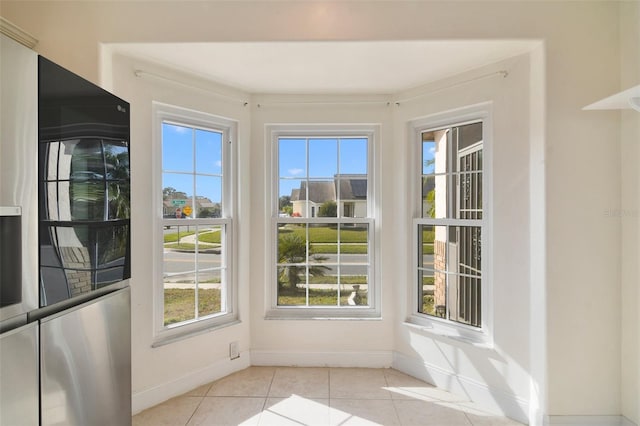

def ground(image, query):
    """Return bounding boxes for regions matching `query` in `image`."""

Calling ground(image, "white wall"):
[108,54,253,412]
[1,1,632,423]
[392,54,533,424]
[249,95,396,365]
[619,2,640,425]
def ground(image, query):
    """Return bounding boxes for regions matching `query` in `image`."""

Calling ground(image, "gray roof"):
[291,175,367,202]
[339,178,367,199]
[291,181,335,203]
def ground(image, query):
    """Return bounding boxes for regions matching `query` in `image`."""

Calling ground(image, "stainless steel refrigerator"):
[0,33,131,426]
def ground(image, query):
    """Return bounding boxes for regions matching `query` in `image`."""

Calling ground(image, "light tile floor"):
[132,367,525,426]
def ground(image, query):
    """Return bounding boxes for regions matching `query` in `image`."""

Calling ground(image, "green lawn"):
[164,288,221,325]
[277,287,368,306]
[307,275,367,285]
[199,230,221,244]
[164,229,221,244]
[422,294,434,315]
[279,225,368,243]
[164,230,196,243]
[311,244,367,254]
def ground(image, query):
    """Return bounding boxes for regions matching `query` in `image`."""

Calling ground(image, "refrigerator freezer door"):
[40,287,131,426]
[0,322,39,426]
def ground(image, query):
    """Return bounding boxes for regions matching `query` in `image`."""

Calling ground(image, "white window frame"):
[406,103,493,346]
[152,102,238,345]
[265,124,381,320]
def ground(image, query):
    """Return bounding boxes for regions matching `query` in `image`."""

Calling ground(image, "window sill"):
[265,307,381,321]
[152,316,241,348]
[403,315,493,349]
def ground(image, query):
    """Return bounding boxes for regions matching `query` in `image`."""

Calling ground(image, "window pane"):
[337,177,367,218]
[308,223,336,264]
[340,264,368,306]
[280,178,302,217]
[196,175,222,216]
[306,179,335,218]
[163,224,197,325]
[197,269,222,318]
[162,224,226,326]
[452,226,481,277]
[277,266,307,306]
[418,225,435,269]
[308,275,338,307]
[339,138,367,175]
[278,224,306,265]
[421,175,449,219]
[195,129,222,175]
[309,138,337,178]
[279,138,306,178]
[457,122,482,151]
[417,224,482,326]
[457,152,483,220]
[418,269,446,317]
[423,129,449,174]
[164,288,195,326]
[448,274,481,327]
[339,223,368,259]
[422,140,436,174]
[162,173,191,218]
[162,123,193,172]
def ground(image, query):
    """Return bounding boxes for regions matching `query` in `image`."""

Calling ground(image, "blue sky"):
[278,137,368,199]
[162,124,369,204]
[422,141,436,174]
[162,123,223,203]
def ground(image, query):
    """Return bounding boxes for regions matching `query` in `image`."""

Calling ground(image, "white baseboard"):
[392,351,529,425]
[250,349,393,368]
[132,350,251,415]
[545,415,637,426]
[624,417,640,426]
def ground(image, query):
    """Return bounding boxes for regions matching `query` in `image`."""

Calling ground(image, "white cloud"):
[170,124,189,134]
[288,168,303,176]
[215,160,222,168]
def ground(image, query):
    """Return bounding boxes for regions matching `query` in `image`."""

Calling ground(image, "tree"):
[318,200,337,217]
[277,233,329,290]
[426,188,435,218]
[279,195,291,210]
[163,187,187,200]
[199,204,221,218]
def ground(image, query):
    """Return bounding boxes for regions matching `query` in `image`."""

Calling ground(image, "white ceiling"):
[109,40,537,94]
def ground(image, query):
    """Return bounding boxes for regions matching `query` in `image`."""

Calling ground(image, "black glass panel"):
[38,56,130,308]
[104,141,130,180]
[70,180,106,221]
[107,181,130,219]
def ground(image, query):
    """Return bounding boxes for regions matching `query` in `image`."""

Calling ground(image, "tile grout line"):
[385,370,405,426]
[261,367,277,410]
[183,395,207,426]
[327,367,332,405]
